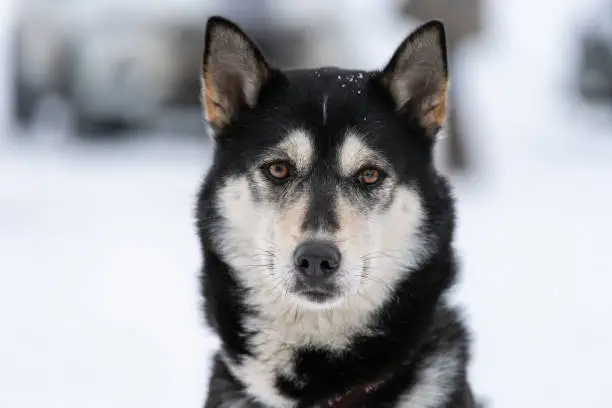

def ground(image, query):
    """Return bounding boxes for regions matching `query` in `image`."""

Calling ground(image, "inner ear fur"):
[380,20,449,138]
[201,16,271,135]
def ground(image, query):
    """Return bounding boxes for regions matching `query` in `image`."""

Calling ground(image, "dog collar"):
[316,378,386,408]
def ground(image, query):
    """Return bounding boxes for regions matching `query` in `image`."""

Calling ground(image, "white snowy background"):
[1,0,611,407]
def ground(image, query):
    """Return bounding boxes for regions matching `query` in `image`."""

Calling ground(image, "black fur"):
[196,16,475,408]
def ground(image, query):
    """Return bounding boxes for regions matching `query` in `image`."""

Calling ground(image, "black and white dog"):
[196,16,476,408]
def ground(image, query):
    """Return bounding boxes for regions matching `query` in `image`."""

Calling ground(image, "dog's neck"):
[305,374,390,408]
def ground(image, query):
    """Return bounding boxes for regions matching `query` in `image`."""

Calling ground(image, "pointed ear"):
[201,16,271,135]
[379,20,449,138]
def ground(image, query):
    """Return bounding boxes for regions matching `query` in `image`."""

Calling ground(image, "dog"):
[196,15,476,408]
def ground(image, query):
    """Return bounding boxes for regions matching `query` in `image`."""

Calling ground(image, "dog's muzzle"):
[292,240,342,302]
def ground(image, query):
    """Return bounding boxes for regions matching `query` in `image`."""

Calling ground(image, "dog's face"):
[198,17,452,311]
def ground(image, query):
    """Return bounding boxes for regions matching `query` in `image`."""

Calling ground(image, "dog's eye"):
[357,167,385,186]
[265,161,291,181]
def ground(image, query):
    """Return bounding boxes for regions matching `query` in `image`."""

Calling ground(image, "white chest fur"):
[223,299,379,408]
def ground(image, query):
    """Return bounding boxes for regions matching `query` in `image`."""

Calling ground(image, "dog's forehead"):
[265,69,385,173]
[285,67,372,99]
[276,67,377,147]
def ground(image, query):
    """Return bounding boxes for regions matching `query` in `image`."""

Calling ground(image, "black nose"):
[294,240,341,279]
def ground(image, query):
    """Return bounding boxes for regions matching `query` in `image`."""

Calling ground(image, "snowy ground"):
[1,0,612,407]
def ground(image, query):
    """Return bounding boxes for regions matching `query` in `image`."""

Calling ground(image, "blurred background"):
[0,0,611,407]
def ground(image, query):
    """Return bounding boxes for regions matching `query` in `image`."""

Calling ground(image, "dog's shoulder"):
[205,353,267,408]
[392,303,472,407]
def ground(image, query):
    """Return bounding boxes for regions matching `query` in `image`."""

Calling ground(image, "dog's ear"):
[201,16,271,136]
[380,21,449,138]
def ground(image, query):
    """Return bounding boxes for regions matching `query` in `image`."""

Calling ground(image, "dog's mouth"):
[292,279,342,304]
[296,287,338,303]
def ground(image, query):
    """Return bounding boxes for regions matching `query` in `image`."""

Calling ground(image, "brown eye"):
[357,167,383,186]
[266,162,291,181]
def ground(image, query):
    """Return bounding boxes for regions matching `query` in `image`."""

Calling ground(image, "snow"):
[1,0,611,407]
[0,138,217,407]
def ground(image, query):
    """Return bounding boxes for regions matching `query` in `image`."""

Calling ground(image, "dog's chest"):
[226,309,372,407]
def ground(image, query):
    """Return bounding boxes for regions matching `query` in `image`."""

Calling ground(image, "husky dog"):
[196,16,476,408]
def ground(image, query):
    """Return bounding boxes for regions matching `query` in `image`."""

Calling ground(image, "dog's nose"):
[294,240,341,279]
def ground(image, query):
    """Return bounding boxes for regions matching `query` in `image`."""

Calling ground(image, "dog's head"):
[197,17,454,311]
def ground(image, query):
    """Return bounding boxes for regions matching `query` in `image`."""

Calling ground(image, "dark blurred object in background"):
[399,0,483,172]
[11,0,309,138]
[576,0,612,103]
